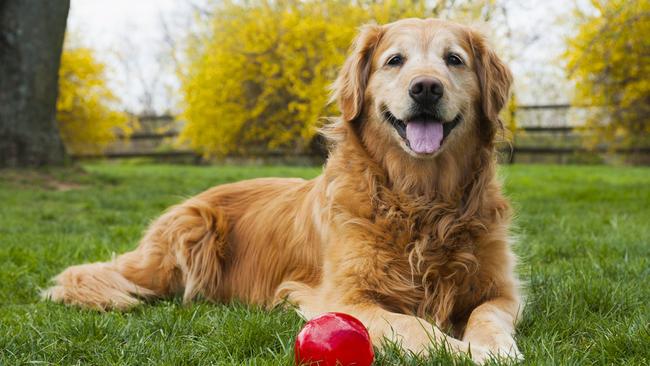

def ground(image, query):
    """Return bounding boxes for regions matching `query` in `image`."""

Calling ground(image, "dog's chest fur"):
[355,189,491,328]
[323,145,508,329]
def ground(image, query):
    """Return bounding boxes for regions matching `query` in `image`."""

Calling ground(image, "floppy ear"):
[469,30,513,141]
[332,24,384,122]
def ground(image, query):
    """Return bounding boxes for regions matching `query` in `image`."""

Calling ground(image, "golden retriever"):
[44,18,522,364]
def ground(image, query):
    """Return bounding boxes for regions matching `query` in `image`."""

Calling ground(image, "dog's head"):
[332,18,512,160]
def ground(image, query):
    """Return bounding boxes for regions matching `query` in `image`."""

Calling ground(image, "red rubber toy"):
[294,312,374,366]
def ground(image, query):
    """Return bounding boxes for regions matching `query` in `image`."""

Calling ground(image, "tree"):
[180,0,497,157]
[57,44,131,155]
[0,0,70,167]
[564,0,650,150]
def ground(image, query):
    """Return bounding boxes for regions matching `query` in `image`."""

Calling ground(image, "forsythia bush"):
[564,0,650,149]
[181,0,486,156]
[57,45,131,154]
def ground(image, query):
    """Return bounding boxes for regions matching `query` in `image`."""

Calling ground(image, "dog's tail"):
[41,260,157,311]
[42,196,229,311]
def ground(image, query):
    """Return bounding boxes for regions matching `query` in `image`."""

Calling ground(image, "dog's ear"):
[468,30,513,140]
[332,24,384,122]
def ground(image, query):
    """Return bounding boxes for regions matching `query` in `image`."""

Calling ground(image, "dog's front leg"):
[284,283,489,363]
[359,306,489,360]
[462,296,523,363]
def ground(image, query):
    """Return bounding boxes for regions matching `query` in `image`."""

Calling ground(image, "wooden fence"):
[72,106,650,164]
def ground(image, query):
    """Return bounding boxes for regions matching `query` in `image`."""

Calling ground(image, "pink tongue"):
[405,121,443,154]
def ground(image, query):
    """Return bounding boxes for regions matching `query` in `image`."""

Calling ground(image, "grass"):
[1,162,649,365]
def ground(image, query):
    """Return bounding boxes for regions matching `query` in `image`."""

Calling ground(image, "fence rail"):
[117,125,580,140]
[73,145,650,160]
[517,103,571,110]
[72,109,650,164]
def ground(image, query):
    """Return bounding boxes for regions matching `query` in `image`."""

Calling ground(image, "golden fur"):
[44,18,522,363]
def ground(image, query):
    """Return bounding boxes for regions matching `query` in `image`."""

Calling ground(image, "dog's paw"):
[466,345,491,365]
[468,337,523,365]
[476,343,524,365]
[491,343,524,363]
[493,335,524,363]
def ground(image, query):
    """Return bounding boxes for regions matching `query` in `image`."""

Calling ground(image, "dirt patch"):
[47,180,85,191]
[0,168,88,191]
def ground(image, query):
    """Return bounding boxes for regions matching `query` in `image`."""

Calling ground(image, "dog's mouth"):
[383,109,461,154]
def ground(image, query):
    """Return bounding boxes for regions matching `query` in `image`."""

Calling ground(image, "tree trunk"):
[0,0,70,167]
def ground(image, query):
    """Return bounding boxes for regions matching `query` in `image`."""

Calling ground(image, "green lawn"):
[1,163,649,365]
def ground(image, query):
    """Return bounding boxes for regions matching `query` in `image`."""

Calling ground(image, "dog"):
[44,18,522,364]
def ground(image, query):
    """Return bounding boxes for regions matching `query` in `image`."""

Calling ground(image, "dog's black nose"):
[408,76,443,106]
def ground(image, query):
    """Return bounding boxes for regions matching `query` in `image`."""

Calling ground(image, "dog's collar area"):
[382,109,461,142]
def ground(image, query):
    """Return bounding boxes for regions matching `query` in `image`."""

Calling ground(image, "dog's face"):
[334,18,512,159]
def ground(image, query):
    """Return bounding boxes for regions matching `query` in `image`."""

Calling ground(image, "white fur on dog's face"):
[365,19,480,158]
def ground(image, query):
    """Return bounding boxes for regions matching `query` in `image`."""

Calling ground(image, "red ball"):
[294,312,374,366]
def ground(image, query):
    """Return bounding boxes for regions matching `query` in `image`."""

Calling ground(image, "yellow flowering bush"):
[57,45,131,154]
[564,0,650,149]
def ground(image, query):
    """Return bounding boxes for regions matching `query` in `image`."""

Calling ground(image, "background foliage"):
[57,41,131,154]
[179,0,497,156]
[564,0,650,150]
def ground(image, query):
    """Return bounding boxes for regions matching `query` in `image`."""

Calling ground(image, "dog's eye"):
[446,53,464,66]
[386,54,404,67]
